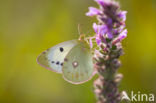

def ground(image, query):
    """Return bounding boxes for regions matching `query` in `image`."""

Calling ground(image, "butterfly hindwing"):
[62,42,94,84]
[37,40,78,73]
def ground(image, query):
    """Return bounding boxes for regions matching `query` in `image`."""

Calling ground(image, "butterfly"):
[37,39,95,84]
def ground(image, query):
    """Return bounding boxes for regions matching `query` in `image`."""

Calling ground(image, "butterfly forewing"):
[37,40,78,73]
[62,42,94,84]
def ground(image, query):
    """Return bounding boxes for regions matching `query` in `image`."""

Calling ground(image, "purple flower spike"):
[107,31,113,39]
[86,7,101,16]
[118,11,127,21]
[94,0,106,6]
[94,0,112,7]
[118,29,127,41]
[99,34,106,43]
[93,23,99,34]
[87,0,127,45]
[93,23,107,37]
[86,0,127,102]
[113,29,127,44]
[106,18,113,39]
[96,36,102,45]
[99,25,107,36]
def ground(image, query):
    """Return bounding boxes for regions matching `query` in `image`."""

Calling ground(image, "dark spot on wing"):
[64,58,68,62]
[56,61,60,65]
[60,47,64,52]
[51,61,55,63]
[61,63,63,66]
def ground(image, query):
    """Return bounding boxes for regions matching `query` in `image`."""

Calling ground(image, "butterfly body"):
[37,39,95,84]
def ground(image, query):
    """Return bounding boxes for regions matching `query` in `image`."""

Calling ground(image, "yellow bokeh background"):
[0,0,156,103]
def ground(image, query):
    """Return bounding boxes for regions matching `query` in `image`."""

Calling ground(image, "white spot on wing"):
[72,61,79,68]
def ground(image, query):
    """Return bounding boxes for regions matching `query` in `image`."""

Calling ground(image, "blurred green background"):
[0,0,156,103]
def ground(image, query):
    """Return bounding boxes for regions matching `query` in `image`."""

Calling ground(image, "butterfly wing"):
[62,42,94,84]
[37,40,78,73]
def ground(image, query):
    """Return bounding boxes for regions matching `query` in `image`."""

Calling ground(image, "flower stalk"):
[86,0,127,103]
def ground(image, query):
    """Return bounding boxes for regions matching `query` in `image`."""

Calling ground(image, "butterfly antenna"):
[78,24,81,35]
